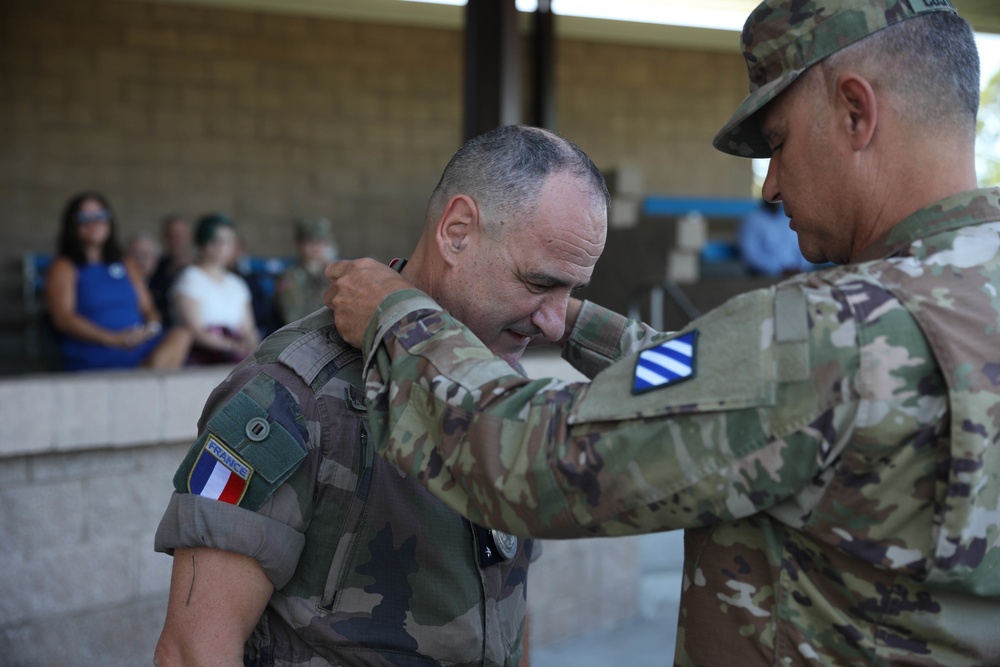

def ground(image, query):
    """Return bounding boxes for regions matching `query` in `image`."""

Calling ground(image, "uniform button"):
[491,530,518,560]
[246,417,270,441]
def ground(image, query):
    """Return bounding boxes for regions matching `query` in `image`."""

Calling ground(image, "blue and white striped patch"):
[632,330,698,395]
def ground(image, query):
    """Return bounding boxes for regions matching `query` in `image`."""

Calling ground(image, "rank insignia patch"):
[187,435,253,505]
[632,330,698,395]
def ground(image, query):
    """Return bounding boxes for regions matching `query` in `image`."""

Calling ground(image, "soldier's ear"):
[436,195,478,266]
[835,72,877,152]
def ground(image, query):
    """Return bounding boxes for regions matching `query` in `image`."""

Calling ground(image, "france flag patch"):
[632,330,698,395]
[187,435,253,505]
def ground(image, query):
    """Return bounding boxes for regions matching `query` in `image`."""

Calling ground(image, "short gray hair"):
[427,125,609,234]
[820,11,979,137]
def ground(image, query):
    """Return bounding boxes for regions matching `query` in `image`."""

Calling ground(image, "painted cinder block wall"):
[0,0,749,356]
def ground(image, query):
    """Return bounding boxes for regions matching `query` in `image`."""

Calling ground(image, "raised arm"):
[560,298,661,379]
[348,288,871,541]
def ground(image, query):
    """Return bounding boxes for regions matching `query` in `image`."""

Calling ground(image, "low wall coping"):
[0,367,231,458]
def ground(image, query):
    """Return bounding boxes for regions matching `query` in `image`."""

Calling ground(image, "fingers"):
[325,257,384,282]
[323,257,414,348]
[120,326,149,348]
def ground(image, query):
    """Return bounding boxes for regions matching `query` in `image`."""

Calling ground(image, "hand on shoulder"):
[324,258,412,347]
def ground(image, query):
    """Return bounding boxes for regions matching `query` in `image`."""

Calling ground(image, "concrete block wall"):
[556,40,748,200]
[0,442,189,667]
[0,355,644,666]
[0,368,228,667]
[0,0,749,354]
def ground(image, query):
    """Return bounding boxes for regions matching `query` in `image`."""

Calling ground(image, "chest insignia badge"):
[632,330,698,395]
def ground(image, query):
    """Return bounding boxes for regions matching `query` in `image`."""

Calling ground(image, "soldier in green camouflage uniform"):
[275,217,338,327]
[153,125,611,666]
[324,1,1000,665]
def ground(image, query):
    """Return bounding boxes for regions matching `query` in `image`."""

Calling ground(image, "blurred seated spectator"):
[126,232,160,283]
[45,192,192,372]
[149,214,193,327]
[274,216,338,326]
[172,213,260,365]
[739,199,814,277]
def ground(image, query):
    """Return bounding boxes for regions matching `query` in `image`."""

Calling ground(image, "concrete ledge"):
[0,367,230,458]
[0,352,652,666]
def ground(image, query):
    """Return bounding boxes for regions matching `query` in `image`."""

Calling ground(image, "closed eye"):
[522,272,589,294]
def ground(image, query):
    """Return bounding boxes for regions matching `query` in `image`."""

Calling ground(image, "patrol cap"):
[713,0,959,158]
[294,216,334,243]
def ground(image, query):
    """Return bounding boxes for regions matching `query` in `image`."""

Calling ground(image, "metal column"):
[463,0,521,141]
[531,0,555,129]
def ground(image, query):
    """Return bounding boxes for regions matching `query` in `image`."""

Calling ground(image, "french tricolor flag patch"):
[187,436,253,505]
[632,330,698,395]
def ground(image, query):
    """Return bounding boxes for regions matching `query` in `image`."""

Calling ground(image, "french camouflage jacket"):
[154,309,533,667]
[358,188,1000,666]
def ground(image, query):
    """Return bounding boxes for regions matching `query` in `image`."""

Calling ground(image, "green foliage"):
[979,69,1000,187]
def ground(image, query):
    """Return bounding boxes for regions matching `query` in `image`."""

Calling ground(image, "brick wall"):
[0,0,749,358]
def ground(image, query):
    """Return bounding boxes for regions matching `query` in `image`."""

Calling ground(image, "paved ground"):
[532,615,678,667]
[513,352,684,667]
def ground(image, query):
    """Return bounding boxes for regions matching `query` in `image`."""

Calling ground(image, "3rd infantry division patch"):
[632,330,698,395]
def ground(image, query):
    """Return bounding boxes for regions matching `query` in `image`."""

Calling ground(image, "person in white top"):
[172,213,260,365]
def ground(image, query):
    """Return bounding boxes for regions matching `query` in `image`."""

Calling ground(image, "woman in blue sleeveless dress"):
[45,192,192,371]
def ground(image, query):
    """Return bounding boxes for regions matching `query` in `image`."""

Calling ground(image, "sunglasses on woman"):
[77,210,111,225]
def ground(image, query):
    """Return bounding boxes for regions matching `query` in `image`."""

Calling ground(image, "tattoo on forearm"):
[185,552,196,606]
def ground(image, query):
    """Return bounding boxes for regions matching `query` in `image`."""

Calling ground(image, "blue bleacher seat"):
[700,240,741,263]
[236,255,294,300]
[22,252,55,361]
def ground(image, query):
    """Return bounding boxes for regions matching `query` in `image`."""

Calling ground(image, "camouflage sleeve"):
[363,278,867,539]
[154,361,319,588]
[562,300,660,379]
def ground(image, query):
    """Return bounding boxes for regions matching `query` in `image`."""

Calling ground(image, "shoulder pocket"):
[571,288,779,424]
[172,372,309,511]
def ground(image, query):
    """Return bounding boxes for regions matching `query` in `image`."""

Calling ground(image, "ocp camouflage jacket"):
[360,187,1000,666]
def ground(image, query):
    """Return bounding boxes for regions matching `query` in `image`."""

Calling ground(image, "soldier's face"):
[299,239,333,264]
[760,70,854,264]
[447,172,607,367]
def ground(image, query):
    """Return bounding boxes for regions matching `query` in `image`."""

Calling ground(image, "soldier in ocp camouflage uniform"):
[324,1,1000,665]
[153,125,611,666]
